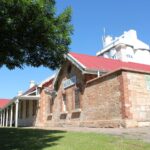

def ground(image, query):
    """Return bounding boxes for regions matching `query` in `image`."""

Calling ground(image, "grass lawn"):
[0,128,150,150]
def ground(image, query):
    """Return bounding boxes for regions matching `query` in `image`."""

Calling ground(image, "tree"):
[0,0,73,69]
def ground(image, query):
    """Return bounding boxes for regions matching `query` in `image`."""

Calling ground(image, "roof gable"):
[23,85,37,96]
[38,74,55,88]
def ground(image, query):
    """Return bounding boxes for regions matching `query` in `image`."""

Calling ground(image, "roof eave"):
[18,95,40,100]
[66,54,86,71]
[82,69,108,75]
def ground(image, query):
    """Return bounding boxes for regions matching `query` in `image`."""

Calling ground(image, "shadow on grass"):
[0,127,66,150]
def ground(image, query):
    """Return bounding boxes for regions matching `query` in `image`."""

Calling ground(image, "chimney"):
[29,80,35,88]
[18,91,23,96]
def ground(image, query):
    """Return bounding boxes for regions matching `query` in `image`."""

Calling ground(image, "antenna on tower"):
[102,27,106,48]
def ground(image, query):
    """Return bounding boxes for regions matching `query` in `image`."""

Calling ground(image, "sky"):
[1,0,150,98]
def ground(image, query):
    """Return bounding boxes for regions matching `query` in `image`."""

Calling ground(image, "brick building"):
[1,30,150,128]
[34,52,150,128]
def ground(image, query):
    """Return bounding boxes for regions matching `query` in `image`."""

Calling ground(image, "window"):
[26,101,29,118]
[74,88,80,109]
[67,65,72,74]
[50,97,54,114]
[32,101,37,116]
[62,94,67,112]
[145,75,150,90]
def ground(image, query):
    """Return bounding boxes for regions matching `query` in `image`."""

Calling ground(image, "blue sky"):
[1,0,150,98]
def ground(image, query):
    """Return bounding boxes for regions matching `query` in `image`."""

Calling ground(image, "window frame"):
[74,87,80,110]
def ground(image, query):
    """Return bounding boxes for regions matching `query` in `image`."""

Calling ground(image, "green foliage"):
[0,0,73,69]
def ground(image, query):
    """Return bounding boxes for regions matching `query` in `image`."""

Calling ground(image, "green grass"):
[0,128,150,150]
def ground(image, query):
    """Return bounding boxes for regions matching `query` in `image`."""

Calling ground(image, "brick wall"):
[81,72,123,128]
[122,71,150,127]
[35,89,50,127]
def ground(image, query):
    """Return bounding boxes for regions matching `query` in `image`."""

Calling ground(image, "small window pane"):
[75,89,80,109]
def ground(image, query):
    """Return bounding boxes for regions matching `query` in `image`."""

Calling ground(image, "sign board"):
[145,75,150,90]
[63,76,76,89]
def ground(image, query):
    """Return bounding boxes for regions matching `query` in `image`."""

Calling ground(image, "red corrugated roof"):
[69,52,150,72]
[0,99,10,108]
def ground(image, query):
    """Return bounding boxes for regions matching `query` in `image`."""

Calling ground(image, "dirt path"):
[32,126,150,143]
